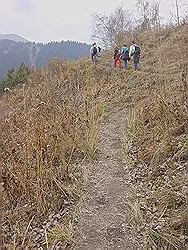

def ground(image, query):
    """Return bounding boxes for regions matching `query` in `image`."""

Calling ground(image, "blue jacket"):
[121,46,129,54]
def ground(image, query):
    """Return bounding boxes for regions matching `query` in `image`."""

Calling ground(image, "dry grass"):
[1,59,119,248]
[1,24,188,249]
[2,54,139,248]
[124,24,188,249]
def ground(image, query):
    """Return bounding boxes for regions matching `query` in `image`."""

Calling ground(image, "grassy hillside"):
[2,24,188,249]
[123,25,188,249]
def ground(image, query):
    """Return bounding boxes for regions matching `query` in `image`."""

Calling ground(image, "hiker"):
[121,44,129,69]
[90,42,99,64]
[129,41,141,70]
[114,48,122,69]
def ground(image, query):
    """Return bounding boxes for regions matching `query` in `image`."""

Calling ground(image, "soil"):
[73,108,143,249]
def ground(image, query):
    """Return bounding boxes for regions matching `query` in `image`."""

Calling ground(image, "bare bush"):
[92,7,134,48]
[170,0,188,26]
[136,0,161,31]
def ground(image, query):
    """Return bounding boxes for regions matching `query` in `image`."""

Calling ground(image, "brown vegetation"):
[1,24,188,248]
[124,24,188,249]
[1,60,116,248]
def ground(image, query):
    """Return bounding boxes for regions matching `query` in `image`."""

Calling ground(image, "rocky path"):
[73,108,142,249]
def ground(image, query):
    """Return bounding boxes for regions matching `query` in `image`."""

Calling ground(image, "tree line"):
[0,63,30,93]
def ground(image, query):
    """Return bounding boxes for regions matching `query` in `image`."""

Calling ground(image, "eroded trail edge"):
[73,108,142,249]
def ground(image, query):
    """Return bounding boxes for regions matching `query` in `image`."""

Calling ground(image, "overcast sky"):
[0,0,187,43]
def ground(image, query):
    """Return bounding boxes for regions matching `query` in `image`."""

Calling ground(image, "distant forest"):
[0,39,90,79]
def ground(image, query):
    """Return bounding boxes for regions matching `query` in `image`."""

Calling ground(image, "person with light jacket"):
[129,41,141,70]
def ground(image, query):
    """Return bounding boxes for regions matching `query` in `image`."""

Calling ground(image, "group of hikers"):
[90,41,141,70]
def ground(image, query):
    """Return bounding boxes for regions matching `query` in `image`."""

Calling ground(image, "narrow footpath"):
[73,108,142,249]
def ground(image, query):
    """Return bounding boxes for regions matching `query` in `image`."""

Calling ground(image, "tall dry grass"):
[1,59,120,248]
[124,24,188,249]
[2,24,188,249]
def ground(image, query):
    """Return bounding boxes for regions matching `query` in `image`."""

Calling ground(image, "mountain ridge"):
[0,38,90,79]
[0,34,29,43]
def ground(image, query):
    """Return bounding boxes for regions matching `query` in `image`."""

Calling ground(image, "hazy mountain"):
[0,34,29,43]
[0,39,90,79]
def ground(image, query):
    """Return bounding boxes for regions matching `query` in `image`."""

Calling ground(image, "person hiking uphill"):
[129,41,141,70]
[121,44,129,70]
[90,43,100,65]
[114,48,122,69]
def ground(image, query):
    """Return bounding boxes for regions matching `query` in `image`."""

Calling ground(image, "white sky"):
[0,0,187,43]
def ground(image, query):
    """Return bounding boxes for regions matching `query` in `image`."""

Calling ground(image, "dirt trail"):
[73,108,142,249]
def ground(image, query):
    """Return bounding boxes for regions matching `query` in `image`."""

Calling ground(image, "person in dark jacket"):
[121,44,129,69]
[90,43,98,64]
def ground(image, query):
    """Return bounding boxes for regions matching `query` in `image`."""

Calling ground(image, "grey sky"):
[0,0,187,43]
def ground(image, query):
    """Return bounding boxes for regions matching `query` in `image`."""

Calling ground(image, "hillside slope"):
[2,24,188,249]
[73,24,188,249]
[122,24,188,249]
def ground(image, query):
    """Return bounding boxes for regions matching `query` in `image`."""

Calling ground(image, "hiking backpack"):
[122,50,129,60]
[134,45,141,56]
[92,46,98,55]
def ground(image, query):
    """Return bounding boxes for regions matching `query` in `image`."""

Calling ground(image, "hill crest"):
[0,34,29,43]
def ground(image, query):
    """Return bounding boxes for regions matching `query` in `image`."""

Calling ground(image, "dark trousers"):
[123,59,128,69]
[92,53,97,64]
[133,56,140,70]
